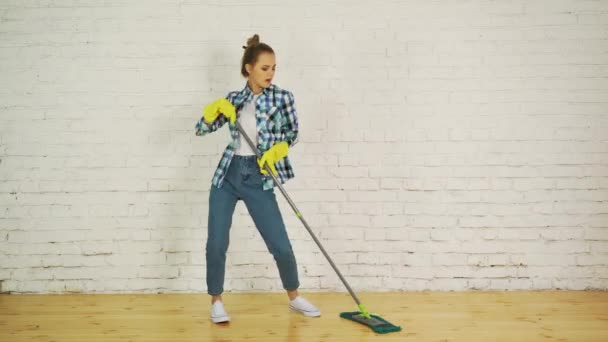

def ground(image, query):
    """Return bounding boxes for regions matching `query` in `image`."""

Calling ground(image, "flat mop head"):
[340,311,402,334]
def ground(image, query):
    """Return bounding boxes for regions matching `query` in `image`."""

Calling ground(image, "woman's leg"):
[236,158,319,316]
[206,181,238,303]
[241,180,300,297]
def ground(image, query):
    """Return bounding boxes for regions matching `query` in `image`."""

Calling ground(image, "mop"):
[235,121,402,334]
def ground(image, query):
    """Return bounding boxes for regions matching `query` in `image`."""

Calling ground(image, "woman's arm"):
[194,94,233,136]
[280,91,299,147]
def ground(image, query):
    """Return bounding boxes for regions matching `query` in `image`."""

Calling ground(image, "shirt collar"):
[239,81,272,101]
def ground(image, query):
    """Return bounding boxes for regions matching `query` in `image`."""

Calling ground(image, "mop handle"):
[234,120,363,307]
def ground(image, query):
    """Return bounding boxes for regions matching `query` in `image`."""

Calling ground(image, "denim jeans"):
[206,155,300,295]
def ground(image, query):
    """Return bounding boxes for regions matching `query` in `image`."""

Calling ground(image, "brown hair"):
[241,34,274,78]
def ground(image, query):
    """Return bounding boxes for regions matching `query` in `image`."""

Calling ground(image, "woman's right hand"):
[203,98,237,124]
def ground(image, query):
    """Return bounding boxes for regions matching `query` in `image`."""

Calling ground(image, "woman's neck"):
[248,80,263,95]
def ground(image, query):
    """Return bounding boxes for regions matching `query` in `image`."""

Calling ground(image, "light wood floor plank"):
[1,291,607,341]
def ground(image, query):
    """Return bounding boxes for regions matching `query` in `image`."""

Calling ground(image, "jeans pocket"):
[243,165,263,187]
[245,174,262,188]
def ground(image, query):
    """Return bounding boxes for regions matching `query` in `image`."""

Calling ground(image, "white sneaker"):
[211,300,230,323]
[289,296,321,317]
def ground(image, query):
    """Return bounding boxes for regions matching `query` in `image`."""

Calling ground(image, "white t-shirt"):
[235,93,260,156]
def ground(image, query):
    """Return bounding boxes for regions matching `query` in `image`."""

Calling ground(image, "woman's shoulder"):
[270,84,295,105]
[271,83,293,96]
[224,90,240,101]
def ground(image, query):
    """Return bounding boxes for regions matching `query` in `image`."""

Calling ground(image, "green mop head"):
[340,311,402,334]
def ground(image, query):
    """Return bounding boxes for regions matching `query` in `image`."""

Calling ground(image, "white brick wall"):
[1,0,607,294]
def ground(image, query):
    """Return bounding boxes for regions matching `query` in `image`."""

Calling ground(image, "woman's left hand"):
[257,141,289,176]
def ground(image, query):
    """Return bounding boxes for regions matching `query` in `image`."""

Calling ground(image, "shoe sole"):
[211,315,230,323]
[289,304,321,317]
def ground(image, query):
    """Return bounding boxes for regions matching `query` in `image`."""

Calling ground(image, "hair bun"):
[245,34,260,48]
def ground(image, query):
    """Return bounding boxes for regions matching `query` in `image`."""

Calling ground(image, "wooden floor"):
[1,291,607,341]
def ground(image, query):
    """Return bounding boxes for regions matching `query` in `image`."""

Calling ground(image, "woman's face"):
[246,52,276,90]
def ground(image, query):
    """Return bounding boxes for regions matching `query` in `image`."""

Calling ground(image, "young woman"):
[195,34,320,323]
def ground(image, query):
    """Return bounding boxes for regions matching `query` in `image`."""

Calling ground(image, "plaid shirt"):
[195,82,299,191]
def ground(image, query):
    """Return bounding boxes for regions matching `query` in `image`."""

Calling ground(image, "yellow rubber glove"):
[257,141,289,176]
[203,98,236,125]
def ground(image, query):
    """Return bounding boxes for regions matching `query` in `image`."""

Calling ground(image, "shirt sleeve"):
[280,91,299,147]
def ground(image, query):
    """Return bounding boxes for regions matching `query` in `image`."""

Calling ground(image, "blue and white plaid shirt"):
[195,82,299,191]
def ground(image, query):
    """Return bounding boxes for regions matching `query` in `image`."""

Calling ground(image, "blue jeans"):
[206,155,300,295]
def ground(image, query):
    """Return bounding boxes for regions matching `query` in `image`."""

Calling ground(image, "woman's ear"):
[245,63,252,75]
